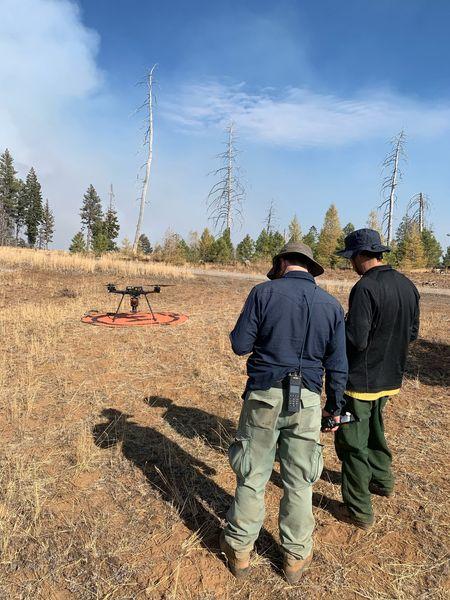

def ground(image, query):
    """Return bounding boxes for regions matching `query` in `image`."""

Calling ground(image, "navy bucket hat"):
[336,228,390,259]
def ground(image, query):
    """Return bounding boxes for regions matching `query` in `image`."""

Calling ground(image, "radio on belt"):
[287,371,302,412]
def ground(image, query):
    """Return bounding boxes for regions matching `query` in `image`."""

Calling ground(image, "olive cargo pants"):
[335,396,394,524]
[224,387,323,560]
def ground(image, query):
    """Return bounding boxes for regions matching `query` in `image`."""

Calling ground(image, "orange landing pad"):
[81,311,188,328]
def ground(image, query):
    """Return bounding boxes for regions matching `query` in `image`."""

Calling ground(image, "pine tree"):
[211,228,234,263]
[0,149,20,243]
[69,232,86,253]
[399,221,426,269]
[421,228,442,268]
[255,229,272,257]
[269,231,285,255]
[366,210,382,234]
[342,222,355,236]
[23,167,43,247]
[303,226,318,255]
[138,234,153,255]
[92,226,110,255]
[103,206,120,251]
[198,228,215,262]
[335,222,355,268]
[288,215,302,243]
[394,216,411,266]
[80,185,103,251]
[443,247,450,268]
[236,234,255,262]
[14,180,28,242]
[316,204,342,268]
[186,231,200,262]
[38,199,54,249]
[161,230,189,264]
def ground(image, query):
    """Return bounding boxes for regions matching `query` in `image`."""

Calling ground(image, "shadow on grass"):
[405,339,450,387]
[93,408,281,573]
[145,396,345,522]
[143,396,235,453]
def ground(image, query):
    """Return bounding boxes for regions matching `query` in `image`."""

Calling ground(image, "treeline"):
[0,149,54,248]
[114,204,444,270]
[1,147,447,269]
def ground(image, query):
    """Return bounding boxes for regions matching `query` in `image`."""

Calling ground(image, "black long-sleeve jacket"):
[230,271,348,414]
[346,265,420,394]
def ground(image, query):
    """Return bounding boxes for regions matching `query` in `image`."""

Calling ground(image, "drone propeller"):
[148,284,175,287]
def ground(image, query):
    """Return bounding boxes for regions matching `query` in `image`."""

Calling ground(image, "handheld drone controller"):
[321,412,356,432]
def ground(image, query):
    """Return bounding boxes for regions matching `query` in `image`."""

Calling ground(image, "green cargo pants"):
[335,396,394,524]
[224,387,323,560]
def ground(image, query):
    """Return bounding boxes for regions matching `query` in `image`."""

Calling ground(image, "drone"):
[106,283,173,321]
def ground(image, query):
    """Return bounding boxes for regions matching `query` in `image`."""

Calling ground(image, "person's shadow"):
[144,396,344,519]
[93,408,280,571]
[143,396,235,453]
[405,338,450,386]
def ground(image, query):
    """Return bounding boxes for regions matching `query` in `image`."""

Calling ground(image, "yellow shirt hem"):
[345,389,400,401]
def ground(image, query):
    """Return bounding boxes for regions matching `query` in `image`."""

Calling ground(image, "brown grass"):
[0,254,449,599]
[0,246,193,279]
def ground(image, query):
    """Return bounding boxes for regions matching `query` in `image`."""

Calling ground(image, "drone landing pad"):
[81,311,188,328]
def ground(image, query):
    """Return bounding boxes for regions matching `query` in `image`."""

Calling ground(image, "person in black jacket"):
[335,228,420,529]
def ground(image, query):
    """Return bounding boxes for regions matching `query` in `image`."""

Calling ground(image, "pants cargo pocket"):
[306,442,324,484]
[228,436,251,480]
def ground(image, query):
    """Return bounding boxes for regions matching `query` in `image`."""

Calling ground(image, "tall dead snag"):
[264,199,277,234]
[408,192,429,233]
[207,122,245,232]
[379,130,406,246]
[133,64,157,253]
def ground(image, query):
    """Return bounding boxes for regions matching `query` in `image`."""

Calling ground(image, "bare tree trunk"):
[207,121,244,233]
[109,183,115,211]
[264,199,276,234]
[379,131,406,247]
[407,191,428,234]
[419,192,424,233]
[133,65,156,253]
[386,143,399,246]
[226,124,233,231]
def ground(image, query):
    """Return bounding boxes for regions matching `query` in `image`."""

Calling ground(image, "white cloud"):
[0,0,113,245]
[0,0,102,164]
[163,81,450,148]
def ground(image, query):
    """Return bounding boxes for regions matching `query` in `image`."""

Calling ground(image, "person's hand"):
[321,410,341,433]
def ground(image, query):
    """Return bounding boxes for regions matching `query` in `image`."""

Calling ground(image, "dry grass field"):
[0,249,449,599]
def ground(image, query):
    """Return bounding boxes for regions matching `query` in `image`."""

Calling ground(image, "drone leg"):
[113,294,125,321]
[144,294,156,321]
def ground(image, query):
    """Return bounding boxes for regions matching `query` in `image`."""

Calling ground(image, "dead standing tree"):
[207,122,245,233]
[133,64,157,253]
[379,130,406,246]
[408,192,429,233]
[264,199,277,234]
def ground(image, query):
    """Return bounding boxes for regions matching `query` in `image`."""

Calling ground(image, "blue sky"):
[1,0,449,249]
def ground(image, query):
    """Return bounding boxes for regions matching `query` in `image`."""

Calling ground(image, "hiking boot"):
[283,551,313,584]
[219,531,251,579]
[338,506,373,530]
[369,482,393,497]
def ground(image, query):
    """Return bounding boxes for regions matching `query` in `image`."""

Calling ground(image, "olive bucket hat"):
[267,242,325,279]
[336,228,390,259]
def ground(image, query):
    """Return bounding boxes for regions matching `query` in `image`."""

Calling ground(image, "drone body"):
[106,283,173,320]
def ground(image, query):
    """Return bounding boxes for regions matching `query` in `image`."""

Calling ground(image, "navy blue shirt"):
[230,271,348,414]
